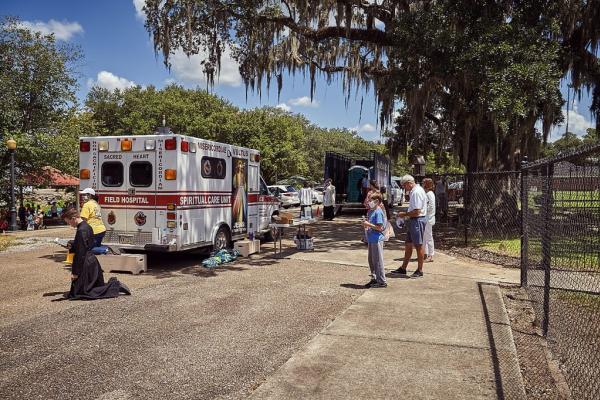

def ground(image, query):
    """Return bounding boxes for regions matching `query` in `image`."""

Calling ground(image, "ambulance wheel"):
[213,226,231,251]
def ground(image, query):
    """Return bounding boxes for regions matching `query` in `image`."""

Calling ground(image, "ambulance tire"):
[213,226,231,251]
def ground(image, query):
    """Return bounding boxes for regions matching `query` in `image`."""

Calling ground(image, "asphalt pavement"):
[0,215,526,399]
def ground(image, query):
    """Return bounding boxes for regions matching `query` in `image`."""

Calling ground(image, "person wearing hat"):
[392,174,428,278]
[79,188,106,247]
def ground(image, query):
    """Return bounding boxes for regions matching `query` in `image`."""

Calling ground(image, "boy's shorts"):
[406,216,427,246]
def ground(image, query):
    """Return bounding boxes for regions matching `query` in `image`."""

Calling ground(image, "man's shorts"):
[406,216,427,246]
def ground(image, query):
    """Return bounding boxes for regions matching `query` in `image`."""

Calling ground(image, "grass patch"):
[0,236,18,251]
[556,290,600,309]
[527,190,600,209]
[476,238,521,257]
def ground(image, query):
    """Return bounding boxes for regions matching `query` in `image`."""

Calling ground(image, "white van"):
[78,132,280,252]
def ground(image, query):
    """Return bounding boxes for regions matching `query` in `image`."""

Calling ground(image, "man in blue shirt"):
[362,193,387,288]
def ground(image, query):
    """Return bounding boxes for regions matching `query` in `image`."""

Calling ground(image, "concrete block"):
[234,240,260,257]
[100,254,147,275]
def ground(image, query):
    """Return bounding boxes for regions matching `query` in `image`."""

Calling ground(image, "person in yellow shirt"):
[79,188,106,247]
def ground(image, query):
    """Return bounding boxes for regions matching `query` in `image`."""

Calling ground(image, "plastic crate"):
[294,237,314,250]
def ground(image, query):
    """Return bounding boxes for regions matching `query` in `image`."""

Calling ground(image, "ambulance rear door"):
[125,151,157,234]
[98,146,156,245]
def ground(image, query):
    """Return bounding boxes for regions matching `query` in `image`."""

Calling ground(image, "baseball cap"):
[80,188,95,196]
[400,174,415,184]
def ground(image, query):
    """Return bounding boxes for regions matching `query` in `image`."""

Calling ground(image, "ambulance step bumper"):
[144,244,173,252]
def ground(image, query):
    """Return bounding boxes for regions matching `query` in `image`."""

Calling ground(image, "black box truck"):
[323,151,392,213]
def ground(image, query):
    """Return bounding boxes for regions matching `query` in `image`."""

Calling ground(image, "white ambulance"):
[78,131,280,252]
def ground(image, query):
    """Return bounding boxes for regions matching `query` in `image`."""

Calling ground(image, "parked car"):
[268,185,300,208]
[312,187,324,204]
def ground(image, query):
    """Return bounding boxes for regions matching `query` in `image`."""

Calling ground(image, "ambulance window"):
[201,156,226,179]
[101,162,123,187]
[130,162,153,187]
[260,178,269,195]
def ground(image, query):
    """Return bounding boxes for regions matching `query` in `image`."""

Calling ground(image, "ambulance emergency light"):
[144,139,155,150]
[121,139,132,151]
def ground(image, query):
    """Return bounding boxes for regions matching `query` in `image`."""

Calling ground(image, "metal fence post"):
[520,158,528,287]
[541,162,554,336]
[464,173,470,246]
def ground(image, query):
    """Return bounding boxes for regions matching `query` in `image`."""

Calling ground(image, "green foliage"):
[0,17,80,135]
[542,130,600,159]
[142,1,599,172]
[83,84,382,184]
[0,17,81,204]
[390,150,464,177]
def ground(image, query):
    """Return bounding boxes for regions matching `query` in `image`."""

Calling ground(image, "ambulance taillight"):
[80,169,90,179]
[165,138,177,150]
[80,141,90,152]
[181,141,189,152]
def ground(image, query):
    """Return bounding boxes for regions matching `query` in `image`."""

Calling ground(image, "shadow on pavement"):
[340,283,368,290]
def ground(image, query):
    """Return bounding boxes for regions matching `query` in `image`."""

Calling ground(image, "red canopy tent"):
[24,166,79,187]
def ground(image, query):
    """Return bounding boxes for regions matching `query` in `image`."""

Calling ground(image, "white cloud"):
[548,101,594,141]
[87,71,137,91]
[19,19,83,41]
[276,103,291,112]
[133,0,145,19]
[170,48,242,87]
[350,123,377,134]
[288,96,320,108]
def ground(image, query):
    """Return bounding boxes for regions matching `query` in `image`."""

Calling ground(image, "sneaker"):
[364,278,377,288]
[391,267,407,275]
[369,282,388,288]
[411,270,424,278]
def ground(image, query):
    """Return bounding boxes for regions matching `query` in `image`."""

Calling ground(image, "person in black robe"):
[62,208,130,300]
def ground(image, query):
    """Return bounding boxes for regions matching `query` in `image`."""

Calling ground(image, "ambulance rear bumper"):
[144,243,175,252]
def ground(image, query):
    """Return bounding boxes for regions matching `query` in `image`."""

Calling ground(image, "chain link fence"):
[521,143,600,400]
[430,171,521,265]
[425,143,599,397]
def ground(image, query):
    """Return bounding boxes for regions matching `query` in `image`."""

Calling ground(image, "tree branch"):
[311,61,392,77]
[225,5,391,45]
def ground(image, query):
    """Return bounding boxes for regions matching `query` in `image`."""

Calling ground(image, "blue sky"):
[2,0,596,142]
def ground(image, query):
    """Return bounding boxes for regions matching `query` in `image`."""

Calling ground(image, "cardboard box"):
[234,239,261,257]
